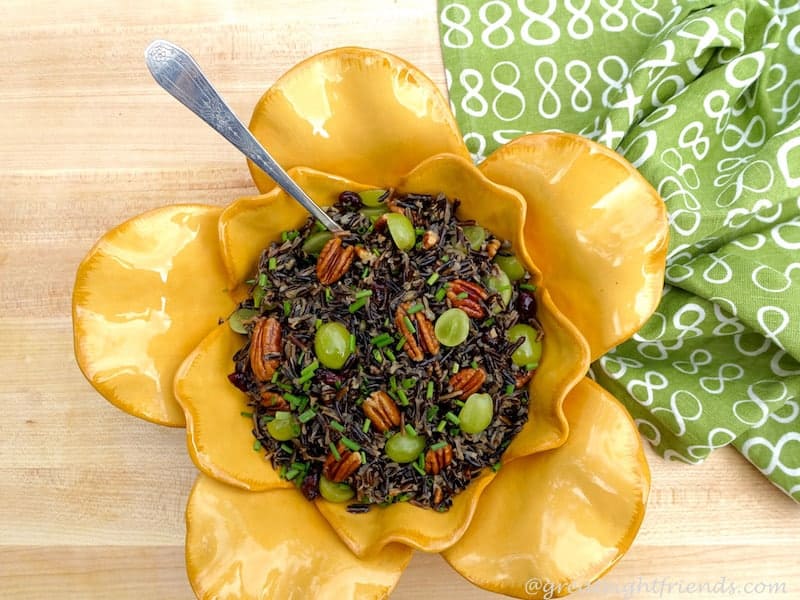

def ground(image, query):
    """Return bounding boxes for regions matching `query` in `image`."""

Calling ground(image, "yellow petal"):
[442,377,650,599]
[72,205,235,426]
[186,474,413,600]
[248,47,469,193]
[481,133,668,360]
[316,470,495,558]
[397,154,590,458]
[174,324,291,491]
[219,168,373,287]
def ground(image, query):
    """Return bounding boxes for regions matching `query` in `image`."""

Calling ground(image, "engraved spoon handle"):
[144,39,343,233]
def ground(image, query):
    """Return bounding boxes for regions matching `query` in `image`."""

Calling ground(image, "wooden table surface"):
[1,1,797,598]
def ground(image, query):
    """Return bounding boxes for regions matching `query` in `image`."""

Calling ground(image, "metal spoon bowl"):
[144,40,343,233]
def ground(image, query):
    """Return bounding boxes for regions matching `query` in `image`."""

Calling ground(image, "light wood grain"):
[1,1,797,599]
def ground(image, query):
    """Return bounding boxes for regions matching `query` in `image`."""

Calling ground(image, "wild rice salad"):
[227,190,543,512]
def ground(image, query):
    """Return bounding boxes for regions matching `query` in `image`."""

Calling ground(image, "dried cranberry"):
[227,372,250,392]
[301,469,320,501]
[338,191,362,210]
[517,290,538,324]
[317,369,343,387]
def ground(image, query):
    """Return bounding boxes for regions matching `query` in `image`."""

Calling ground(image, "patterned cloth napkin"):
[437,0,800,501]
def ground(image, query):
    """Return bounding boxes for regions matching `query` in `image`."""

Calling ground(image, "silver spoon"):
[144,40,343,233]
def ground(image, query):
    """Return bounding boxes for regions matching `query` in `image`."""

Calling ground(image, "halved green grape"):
[462,225,485,250]
[229,308,259,334]
[384,431,426,463]
[494,254,526,281]
[458,393,493,434]
[434,308,470,347]
[359,206,389,222]
[267,412,300,441]
[358,189,390,207]
[384,213,416,251]
[302,231,333,255]
[507,323,543,367]
[485,269,512,307]
[319,475,355,502]
[314,321,352,370]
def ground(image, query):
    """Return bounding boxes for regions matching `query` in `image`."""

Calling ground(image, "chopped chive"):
[315,318,322,330]
[405,424,417,436]
[484,317,495,327]
[284,394,303,408]
[298,408,317,423]
[283,299,291,316]
[253,439,262,451]
[253,287,265,308]
[384,348,396,362]
[245,278,256,285]
[403,315,416,333]
[456,292,469,299]
[452,363,460,374]
[301,360,319,377]
[329,442,341,461]
[426,272,440,285]
[240,411,253,418]
[372,349,384,363]
[470,360,479,369]
[492,462,502,472]
[258,273,267,287]
[360,450,367,464]
[437,420,447,432]
[395,336,406,350]
[362,419,372,433]
[426,381,435,400]
[396,388,409,406]
[434,287,447,302]
[371,332,393,347]
[520,283,537,292]
[362,266,370,278]
[389,375,398,391]
[271,371,280,383]
[526,362,539,370]
[402,377,416,389]
[407,303,424,314]
[349,297,368,313]
[355,289,373,299]
[330,420,345,433]
[274,411,291,419]
[302,381,312,392]
[284,468,299,480]
[280,443,294,454]
[505,383,515,396]
[291,461,308,472]
[412,462,426,476]
[324,287,333,302]
[349,333,356,353]
[268,257,277,270]
[416,453,426,472]
[430,441,447,450]
[341,436,361,452]
[454,399,465,407]
[445,411,460,425]
[450,427,461,436]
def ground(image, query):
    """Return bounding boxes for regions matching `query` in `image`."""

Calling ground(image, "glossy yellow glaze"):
[442,378,650,599]
[218,168,372,288]
[72,205,235,426]
[316,470,495,558]
[186,474,413,600]
[481,133,668,361]
[248,47,469,193]
[174,324,292,491]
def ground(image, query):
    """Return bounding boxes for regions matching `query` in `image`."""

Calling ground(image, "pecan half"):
[323,443,362,482]
[448,367,486,398]
[249,317,281,382]
[447,279,489,318]
[395,303,439,361]
[425,444,453,475]
[362,390,401,432]
[259,391,290,412]
[422,230,439,249]
[316,237,355,285]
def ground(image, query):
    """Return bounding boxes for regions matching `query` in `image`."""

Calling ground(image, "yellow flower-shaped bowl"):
[72,47,668,599]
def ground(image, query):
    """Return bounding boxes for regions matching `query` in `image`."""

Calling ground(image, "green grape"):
[485,269,512,307]
[359,206,389,222]
[462,225,485,250]
[267,412,300,441]
[302,231,333,255]
[229,308,259,334]
[494,254,526,281]
[458,393,493,434]
[507,324,543,367]
[434,308,470,347]
[358,189,389,207]
[384,213,416,251]
[319,475,355,502]
[384,431,426,463]
[314,322,352,369]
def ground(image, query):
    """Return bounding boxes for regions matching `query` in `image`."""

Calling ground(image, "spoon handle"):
[144,40,343,233]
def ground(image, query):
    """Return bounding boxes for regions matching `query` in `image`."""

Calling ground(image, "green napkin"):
[438,0,800,501]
